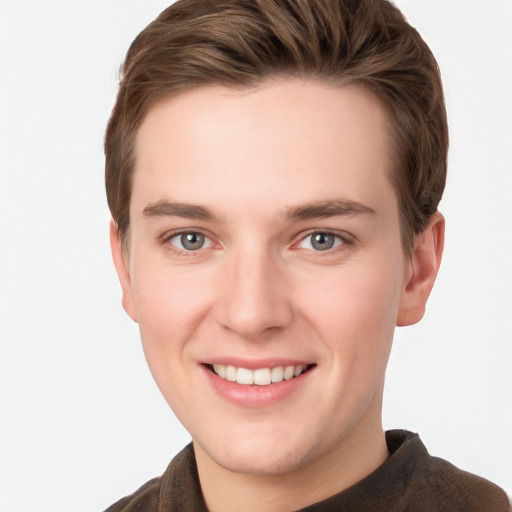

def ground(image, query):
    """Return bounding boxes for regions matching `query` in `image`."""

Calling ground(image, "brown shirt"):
[104,430,510,511]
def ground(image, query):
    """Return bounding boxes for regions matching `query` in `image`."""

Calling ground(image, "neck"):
[194,396,389,512]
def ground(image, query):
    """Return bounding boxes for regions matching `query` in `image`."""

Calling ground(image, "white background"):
[1,1,511,510]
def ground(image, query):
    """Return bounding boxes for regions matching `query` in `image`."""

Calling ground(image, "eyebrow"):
[283,198,376,220]
[143,200,215,220]
[142,198,376,222]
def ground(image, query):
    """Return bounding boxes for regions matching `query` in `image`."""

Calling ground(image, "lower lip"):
[201,365,314,408]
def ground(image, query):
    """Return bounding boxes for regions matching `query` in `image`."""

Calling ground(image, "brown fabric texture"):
[103,430,510,511]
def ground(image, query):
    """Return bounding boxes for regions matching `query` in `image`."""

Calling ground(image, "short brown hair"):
[105,0,448,252]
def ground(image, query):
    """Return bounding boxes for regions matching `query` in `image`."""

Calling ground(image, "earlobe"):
[109,221,138,322]
[396,212,445,327]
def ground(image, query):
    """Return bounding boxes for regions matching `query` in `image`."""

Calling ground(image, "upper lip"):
[202,357,314,370]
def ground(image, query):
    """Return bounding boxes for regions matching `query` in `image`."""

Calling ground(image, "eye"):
[298,232,345,251]
[169,232,213,251]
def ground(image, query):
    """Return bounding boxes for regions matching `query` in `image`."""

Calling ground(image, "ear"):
[110,220,138,322]
[397,212,445,326]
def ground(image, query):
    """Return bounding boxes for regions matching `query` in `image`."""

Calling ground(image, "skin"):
[111,79,444,512]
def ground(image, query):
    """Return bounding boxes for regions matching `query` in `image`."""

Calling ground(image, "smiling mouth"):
[206,363,314,386]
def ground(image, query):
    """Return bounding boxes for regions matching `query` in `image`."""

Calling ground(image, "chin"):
[215,447,305,476]
[195,426,321,476]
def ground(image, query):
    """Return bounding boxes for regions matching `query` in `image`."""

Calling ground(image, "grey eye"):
[311,233,335,250]
[169,232,212,251]
[181,232,205,250]
[298,232,344,251]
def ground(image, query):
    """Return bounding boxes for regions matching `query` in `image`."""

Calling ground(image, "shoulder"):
[420,454,510,511]
[102,444,206,512]
[102,476,161,512]
[386,430,510,511]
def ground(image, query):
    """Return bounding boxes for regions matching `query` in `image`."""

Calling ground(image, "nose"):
[215,247,294,339]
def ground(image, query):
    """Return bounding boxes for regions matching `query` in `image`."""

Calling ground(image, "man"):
[103,0,510,510]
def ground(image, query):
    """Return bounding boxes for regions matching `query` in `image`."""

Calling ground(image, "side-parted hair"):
[105,0,448,252]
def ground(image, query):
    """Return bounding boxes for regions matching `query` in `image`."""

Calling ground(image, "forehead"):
[132,79,396,221]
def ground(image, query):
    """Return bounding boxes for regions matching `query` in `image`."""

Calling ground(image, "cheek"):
[130,262,214,356]
[129,263,216,413]
[297,258,403,360]
[304,259,401,317]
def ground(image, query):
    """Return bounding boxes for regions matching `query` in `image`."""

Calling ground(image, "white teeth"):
[284,366,295,380]
[294,364,306,377]
[254,368,272,386]
[211,364,309,386]
[225,365,237,382]
[236,367,254,385]
[271,366,284,383]
[213,364,226,378]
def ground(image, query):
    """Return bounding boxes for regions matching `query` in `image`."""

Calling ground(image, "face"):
[114,80,426,477]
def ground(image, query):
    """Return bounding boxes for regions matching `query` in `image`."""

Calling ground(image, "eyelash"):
[161,230,215,255]
[293,230,354,253]
[160,229,354,256]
